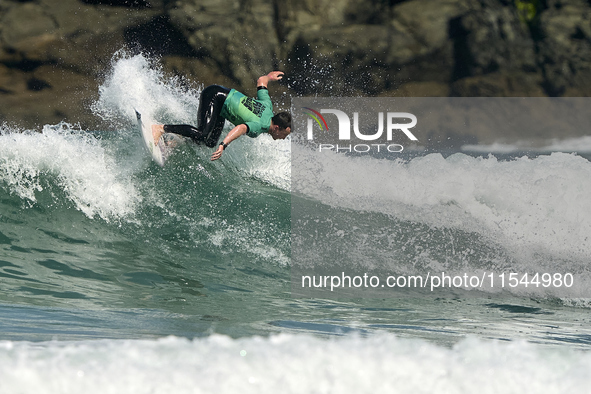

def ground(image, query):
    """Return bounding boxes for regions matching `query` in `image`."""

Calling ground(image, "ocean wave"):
[292,146,591,298]
[462,135,591,154]
[0,123,138,221]
[92,51,291,190]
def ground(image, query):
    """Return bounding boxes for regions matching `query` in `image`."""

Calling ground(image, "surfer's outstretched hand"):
[267,71,284,81]
[211,145,224,161]
[257,71,284,89]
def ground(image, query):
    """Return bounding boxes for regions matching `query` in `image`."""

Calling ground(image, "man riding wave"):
[151,71,291,161]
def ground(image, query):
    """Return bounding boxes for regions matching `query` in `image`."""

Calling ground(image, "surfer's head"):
[269,112,291,140]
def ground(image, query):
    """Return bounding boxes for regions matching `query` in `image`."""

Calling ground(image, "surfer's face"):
[269,124,291,140]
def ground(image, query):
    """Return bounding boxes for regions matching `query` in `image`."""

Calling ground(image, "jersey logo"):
[242,97,266,117]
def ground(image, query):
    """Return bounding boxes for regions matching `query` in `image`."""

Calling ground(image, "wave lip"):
[92,52,291,190]
[292,145,591,297]
[462,135,591,154]
[0,123,138,220]
[295,148,591,259]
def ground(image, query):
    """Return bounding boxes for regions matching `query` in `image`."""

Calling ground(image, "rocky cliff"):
[1,0,591,136]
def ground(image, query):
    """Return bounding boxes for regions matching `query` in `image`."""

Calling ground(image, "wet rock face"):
[167,0,279,87]
[537,0,591,96]
[450,1,537,77]
[0,0,164,128]
[1,0,590,129]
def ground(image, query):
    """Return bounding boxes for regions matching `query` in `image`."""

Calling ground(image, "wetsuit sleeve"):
[245,121,263,138]
[256,88,273,108]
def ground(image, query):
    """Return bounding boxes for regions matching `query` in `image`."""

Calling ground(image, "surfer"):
[151,71,291,161]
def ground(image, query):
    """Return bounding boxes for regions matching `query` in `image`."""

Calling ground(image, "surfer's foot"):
[152,124,164,145]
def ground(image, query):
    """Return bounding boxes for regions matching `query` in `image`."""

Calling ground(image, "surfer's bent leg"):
[197,85,231,148]
[162,124,204,142]
[161,85,230,147]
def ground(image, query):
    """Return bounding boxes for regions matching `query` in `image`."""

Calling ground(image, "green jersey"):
[220,88,274,138]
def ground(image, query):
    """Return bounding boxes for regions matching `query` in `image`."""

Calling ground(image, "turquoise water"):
[1,54,591,392]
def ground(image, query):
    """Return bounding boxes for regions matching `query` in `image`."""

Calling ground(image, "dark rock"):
[382,81,451,97]
[450,0,537,79]
[0,0,590,141]
[451,72,546,96]
[168,0,279,88]
[286,24,393,95]
[124,15,199,57]
[284,0,469,95]
[27,77,52,91]
[0,0,161,128]
[537,0,591,95]
[79,0,152,8]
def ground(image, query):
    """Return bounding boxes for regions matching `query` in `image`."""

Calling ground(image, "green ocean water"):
[0,124,292,339]
[0,122,590,349]
[2,53,591,393]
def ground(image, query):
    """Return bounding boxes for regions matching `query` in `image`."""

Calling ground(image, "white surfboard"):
[135,110,165,166]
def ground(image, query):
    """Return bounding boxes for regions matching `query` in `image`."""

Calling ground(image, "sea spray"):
[92,51,201,128]
[293,145,591,262]
[292,143,591,299]
[92,51,291,190]
[0,122,137,220]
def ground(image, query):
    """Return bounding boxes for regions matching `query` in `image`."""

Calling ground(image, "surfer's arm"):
[210,124,248,161]
[257,71,284,89]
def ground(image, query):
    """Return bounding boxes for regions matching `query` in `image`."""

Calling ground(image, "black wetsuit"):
[163,85,230,148]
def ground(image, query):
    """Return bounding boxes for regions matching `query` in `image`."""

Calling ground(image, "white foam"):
[206,222,290,266]
[293,146,591,268]
[0,123,138,220]
[93,52,291,190]
[0,334,589,393]
[463,135,591,153]
[92,51,200,127]
[544,136,591,152]
[223,133,291,190]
